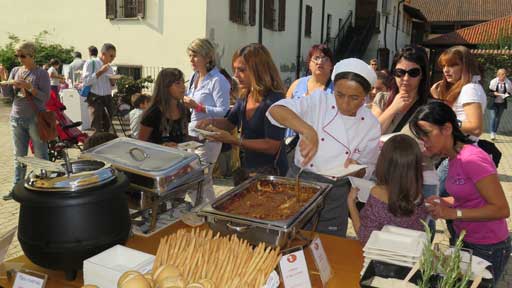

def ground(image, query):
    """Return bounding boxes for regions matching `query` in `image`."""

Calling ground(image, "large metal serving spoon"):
[295,166,305,205]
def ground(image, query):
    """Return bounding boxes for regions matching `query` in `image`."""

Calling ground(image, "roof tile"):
[410,0,512,22]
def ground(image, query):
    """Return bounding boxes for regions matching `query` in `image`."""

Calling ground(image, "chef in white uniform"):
[266,58,381,237]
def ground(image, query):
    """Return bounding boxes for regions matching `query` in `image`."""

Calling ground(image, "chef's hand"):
[348,187,359,205]
[425,196,456,220]
[298,126,318,166]
[183,96,198,109]
[345,158,365,177]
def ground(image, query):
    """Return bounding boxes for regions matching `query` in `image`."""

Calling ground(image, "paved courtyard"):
[1,99,512,286]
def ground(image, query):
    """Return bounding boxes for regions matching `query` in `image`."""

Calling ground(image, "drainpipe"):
[320,0,326,43]
[395,0,405,52]
[296,0,303,79]
[383,15,388,49]
[258,0,263,43]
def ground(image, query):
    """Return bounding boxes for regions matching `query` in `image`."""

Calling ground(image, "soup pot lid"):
[24,159,117,192]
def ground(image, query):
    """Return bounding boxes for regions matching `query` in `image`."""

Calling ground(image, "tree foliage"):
[475,29,512,85]
[0,31,74,72]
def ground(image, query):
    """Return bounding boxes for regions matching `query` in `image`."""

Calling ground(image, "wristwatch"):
[456,209,463,219]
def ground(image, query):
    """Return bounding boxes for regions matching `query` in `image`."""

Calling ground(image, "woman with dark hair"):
[138,68,189,146]
[198,43,288,179]
[348,134,428,245]
[371,45,438,203]
[266,58,381,237]
[409,101,510,282]
[371,45,431,133]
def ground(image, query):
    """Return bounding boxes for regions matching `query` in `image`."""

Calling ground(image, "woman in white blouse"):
[267,58,381,237]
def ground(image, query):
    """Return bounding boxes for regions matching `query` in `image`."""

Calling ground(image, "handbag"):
[80,60,96,97]
[477,139,502,167]
[28,94,57,142]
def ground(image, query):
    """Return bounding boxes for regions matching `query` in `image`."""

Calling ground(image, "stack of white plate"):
[361,225,427,275]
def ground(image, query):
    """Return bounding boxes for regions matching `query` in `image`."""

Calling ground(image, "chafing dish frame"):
[199,175,332,248]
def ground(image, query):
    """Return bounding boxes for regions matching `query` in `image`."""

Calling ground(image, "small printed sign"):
[13,270,47,288]
[279,248,312,288]
[309,236,332,286]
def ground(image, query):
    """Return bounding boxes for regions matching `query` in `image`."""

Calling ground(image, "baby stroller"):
[30,90,89,161]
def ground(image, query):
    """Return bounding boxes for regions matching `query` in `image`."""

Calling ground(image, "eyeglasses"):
[14,54,29,59]
[311,56,330,63]
[393,68,421,78]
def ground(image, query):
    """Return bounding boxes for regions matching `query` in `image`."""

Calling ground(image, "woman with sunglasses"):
[371,46,438,227]
[409,101,510,282]
[0,41,51,201]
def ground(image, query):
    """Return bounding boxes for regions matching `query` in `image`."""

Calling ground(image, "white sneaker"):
[491,132,496,140]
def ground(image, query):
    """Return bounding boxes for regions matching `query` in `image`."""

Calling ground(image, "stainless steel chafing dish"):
[199,175,332,248]
[80,137,204,195]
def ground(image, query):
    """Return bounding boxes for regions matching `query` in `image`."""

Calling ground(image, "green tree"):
[0,31,74,72]
[475,28,512,85]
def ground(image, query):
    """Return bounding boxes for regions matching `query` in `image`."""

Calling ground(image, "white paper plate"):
[381,225,427,241]
[192,128,219,136]
[364,231,424,257]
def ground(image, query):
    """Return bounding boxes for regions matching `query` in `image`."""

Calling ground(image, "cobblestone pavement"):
[2,100,512,286]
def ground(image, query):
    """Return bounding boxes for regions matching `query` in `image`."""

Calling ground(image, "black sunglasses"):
[14,54,28,59]
[393,68,421,78]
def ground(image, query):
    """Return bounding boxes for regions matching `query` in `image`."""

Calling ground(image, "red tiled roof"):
[422,15,512,46]
[410,0,512,22]
[471,49,512,55]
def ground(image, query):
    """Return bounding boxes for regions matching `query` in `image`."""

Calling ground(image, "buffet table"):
[0,222,363,287]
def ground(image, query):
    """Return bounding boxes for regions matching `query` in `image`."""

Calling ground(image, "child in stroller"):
[29,90,89,161]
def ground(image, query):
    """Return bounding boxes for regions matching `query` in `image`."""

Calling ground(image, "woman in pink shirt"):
[409,101,510,282]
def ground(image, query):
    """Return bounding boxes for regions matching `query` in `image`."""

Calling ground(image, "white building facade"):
[0,0,354,87]
[363,0,414,69]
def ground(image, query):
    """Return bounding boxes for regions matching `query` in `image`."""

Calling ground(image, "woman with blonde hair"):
[184,38,230,203]
[198,43,288,181]
[0,41,51,200]
[488,68,512,140]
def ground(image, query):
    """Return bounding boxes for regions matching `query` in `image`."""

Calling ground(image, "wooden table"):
[0,222,363,287]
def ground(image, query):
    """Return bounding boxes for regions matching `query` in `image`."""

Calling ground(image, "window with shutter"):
[106,0,117,19]
[263,0,274,30]
[277,0,285,31]
[124,0,137,18]
[249,0,256,26]
[136,0,145,18]
[305,5,312,37]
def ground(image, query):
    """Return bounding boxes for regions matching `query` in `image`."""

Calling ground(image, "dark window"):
[305,5,312,38]
[326,14,332,41]
[229,0,256,26]
[106,0,145,19]
[117,65,142,80]
[264,0,285,31]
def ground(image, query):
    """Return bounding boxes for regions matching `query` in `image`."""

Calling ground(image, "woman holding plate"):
[266,58,381,237]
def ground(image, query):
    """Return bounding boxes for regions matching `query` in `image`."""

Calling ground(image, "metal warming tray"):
[81,137,204,195]
[199,175,332,248]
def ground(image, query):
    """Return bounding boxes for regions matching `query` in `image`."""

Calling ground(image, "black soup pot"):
[13,159,131,280]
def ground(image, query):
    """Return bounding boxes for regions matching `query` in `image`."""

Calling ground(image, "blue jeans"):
[463,237,511,283]
[437,158,458,245]
[10,116,48,186]
[488,103,506,134]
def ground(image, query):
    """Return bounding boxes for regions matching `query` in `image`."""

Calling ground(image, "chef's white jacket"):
[266,90,381,179]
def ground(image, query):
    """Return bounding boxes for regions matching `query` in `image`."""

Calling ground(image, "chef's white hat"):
[331,58,377,87]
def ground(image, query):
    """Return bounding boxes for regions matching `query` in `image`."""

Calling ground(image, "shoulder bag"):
[80,60,96,97]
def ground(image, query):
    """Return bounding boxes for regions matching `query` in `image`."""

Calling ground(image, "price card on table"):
[279,248,312,288]
[13,269,47,288]
[309,236,332,286]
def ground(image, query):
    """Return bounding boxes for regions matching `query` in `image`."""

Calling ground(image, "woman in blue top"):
[197,43,288,182]
[184,38,230,204]
[285,44,334,139]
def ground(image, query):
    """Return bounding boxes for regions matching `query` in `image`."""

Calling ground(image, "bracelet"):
[195,103,204,113]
